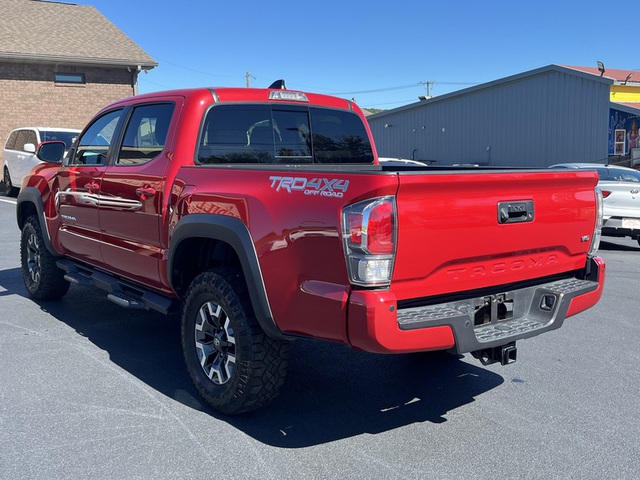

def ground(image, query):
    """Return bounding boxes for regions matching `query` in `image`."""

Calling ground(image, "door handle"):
[84,181,100,194]
[135,186,156,200]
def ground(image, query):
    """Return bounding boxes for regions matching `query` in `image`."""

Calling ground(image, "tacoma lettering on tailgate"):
[446,254,559,280]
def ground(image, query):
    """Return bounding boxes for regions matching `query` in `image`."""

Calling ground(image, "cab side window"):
[310,108,373,164]
[198,105,273,164]
[71,110,122,166]
[117,103,175,165]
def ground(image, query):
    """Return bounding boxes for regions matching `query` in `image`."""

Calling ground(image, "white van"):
[3,127,80,196]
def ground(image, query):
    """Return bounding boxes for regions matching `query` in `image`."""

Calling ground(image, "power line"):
[439,81,479,85]
[330,83,420,95]
[303,81,479,96]
[361,99,419,108]
[361,81,481,109]
[153,56,239,79]
[139,78,172,89]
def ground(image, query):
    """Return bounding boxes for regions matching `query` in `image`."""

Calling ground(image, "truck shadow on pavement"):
[0,267,26,299]
[4,275,504,448]
[235,344,504,447]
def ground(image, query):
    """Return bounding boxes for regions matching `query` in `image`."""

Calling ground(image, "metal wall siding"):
[368,69,611,167]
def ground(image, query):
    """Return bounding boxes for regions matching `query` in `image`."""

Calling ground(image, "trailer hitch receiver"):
[471,342,517,366]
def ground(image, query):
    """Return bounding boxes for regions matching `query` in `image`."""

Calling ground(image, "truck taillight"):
[589,187,603,256]
[342,196,396,286]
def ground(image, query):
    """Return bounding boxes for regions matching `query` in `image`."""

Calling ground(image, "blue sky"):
[86,0,633,110]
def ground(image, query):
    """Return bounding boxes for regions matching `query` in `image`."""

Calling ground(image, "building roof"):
[367,64,613,120]
[0,0,157,69]
[564,65,640,84]
[611,102,640,114]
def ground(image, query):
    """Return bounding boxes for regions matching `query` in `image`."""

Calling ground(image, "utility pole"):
[419,81,436,98]
[245,72,256,88]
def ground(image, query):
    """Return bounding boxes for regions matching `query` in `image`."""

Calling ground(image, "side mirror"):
[36,141,66,163]
[24,143,36,154]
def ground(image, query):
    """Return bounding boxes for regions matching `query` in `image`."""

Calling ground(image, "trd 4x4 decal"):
[269,176,349,198]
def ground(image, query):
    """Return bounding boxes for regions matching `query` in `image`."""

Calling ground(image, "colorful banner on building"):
[610,107,640,155]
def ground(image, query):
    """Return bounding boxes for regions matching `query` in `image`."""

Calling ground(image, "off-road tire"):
[20,215,70,300]
[181,268,289,415]
[3,167,18,197]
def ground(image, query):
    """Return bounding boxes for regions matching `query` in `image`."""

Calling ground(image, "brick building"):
[0,0,157,160]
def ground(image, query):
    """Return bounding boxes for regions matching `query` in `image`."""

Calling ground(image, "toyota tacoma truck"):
[16,83,605,415]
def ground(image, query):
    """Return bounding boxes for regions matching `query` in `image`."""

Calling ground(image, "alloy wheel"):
[195,301,237,385]
[25,231,42,285]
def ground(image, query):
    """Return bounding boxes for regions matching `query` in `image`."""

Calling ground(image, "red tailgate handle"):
[136,186,156,200]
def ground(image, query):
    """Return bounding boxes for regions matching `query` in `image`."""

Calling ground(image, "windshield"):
[40,131,79,151]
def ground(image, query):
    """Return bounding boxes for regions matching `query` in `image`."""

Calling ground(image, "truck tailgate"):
[392,169,599,301]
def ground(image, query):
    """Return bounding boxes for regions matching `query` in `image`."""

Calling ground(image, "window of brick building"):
[54,73,85,84]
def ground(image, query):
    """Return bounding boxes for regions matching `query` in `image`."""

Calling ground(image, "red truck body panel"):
[19,86,604,356]
[392,169,599,299]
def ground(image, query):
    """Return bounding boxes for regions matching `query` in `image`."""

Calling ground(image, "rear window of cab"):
[197,104,373,165]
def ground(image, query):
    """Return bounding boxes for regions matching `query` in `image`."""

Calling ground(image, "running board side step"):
[56,259,176,315]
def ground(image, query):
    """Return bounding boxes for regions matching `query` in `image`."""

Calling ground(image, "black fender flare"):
[16,187,61,257]
[168,214,284,340]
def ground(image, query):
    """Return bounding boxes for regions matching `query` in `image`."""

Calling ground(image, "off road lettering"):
[269,176,349,198]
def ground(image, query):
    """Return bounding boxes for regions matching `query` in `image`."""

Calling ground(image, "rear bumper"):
[347,256,605,354]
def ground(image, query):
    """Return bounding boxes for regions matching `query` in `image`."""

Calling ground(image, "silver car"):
[552,163,640,245]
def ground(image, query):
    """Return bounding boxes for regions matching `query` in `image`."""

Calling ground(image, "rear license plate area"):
[622,218,640,229]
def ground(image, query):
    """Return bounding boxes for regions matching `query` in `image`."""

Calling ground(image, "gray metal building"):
[367,65,613,167]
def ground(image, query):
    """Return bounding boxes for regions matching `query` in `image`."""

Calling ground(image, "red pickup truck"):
[16,84,605,414]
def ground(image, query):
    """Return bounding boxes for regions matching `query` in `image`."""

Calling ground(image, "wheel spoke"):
[224,353,236,382]
[223,317,236,345]
[195,341,209,367]
[196,307,208,333]
[207,302,223,329]
[209,355,224,383]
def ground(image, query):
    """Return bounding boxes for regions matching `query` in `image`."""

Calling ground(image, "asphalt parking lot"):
[0,195,639,479]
